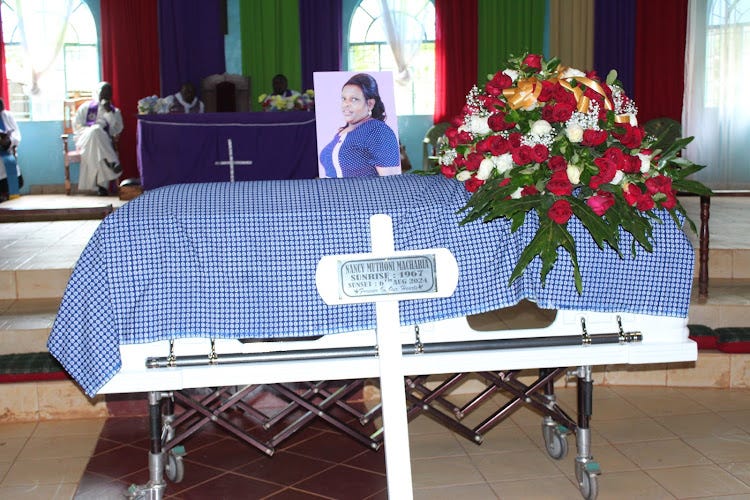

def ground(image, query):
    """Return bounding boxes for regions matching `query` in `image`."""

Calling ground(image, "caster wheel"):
[578,469,598,500]
[165,450,185,483]
[542,422,568,460]
[575,461,600,500]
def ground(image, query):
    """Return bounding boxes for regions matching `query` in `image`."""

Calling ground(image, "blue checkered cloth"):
[48,175,694,396]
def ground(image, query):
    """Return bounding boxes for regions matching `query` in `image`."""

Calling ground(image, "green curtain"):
[240,0,302,111]
[477,0,546,84]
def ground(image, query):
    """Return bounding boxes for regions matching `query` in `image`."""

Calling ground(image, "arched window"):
[2,0,99,121]
[704,0,750,107]
[348,0,435,116]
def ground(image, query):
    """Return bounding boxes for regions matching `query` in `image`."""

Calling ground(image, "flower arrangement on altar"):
[433,53,711,293]
[258,89,315,112]
[137,95,168,115]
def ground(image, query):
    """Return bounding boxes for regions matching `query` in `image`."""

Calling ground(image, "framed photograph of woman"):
[313,71,401,178]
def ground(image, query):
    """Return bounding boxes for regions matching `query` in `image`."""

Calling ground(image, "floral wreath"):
[433,53,711,293]
[258,89,315,112]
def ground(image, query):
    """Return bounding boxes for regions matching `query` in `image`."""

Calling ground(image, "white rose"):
[561,67,586,79]
[503,69,519,81]
[530,120,552,137]
[469,115,491,136]
[611,170,625,185]
[493,153,514,174]
[456,170,472,182]
[637,152,651,173]
[510,187,524,199]
[565,123,584,143]
[476,158,495,180]
[566,165,582,185]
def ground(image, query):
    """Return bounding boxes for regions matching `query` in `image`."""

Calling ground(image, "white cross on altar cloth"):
[214,138,253,182]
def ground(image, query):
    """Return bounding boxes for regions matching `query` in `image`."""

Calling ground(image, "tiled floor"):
[0,386,749,499]
[1,194,749,499]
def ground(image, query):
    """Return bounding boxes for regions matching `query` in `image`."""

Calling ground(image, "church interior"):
[0,0,749,498]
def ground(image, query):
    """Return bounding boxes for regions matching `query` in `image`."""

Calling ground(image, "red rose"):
[440,164,457,178]
[488,113,515,131]
[550,102,575,122]
[508,133,523,148]
[636,195,655,211]
[523,54,543,71]
[645,175,672,194]
[489,135,511,155]
[512,145,534,165]
[548,155,567,172]
[465,152,483,171]
[532,144,549,163]
[623,184,642,206]
[485,71,513,96]
[522,185,539,196]
[614,124,646,148]
[499,178,511,187]
[582,129,608,147]
[590,157,617,189]
[538,80,557,102]
[661,191,678,210]
[464,176,485,193]
[475,137,494,154]
[546,170,573,196]
[621,154,641,174]
[548,199,573,224]
[586,191,615,216]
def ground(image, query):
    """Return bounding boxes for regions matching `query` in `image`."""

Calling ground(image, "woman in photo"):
[319,73,401,178]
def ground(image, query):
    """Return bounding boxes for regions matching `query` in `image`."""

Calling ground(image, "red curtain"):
[433,0,478,124]
[100,0,160,181]
[0,7,8,102]
[634,0,687,123]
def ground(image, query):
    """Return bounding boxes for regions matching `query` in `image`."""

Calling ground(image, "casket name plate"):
[338,255,437,298]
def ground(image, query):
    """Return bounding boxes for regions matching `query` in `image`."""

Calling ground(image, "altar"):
[136,111,319,190]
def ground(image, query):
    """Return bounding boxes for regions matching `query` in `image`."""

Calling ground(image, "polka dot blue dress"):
[319,119,400,177]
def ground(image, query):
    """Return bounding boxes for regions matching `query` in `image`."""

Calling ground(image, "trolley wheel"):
[165,450,185,483]
[542,422,568,460]
[575,461,600,500]
[578,469,598,499]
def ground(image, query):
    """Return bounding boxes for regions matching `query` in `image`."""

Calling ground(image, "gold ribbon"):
[502,77,542,110]
[501,67,632,124]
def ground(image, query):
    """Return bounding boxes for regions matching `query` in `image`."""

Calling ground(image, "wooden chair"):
[201,73,251,112]
[62,98,90,195]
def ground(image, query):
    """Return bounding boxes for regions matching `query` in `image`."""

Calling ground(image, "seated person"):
[164,82,204,113]
[0,98,22,201]
[74,81,123,196]
[271,74,300,98]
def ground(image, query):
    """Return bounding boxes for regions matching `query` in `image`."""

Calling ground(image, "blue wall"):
[14,0,432,193]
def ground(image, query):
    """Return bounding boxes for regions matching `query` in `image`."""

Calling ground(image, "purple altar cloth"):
[136,111,319,190]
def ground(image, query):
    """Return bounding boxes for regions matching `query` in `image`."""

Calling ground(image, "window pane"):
[348,0,435,116]
[1,0,99,121]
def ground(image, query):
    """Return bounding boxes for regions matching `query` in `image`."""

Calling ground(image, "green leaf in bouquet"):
[568,197,618,250]
[672,178,713,197]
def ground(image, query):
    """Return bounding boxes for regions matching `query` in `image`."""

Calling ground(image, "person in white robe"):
[0,98,22,201]
[74,81,123,195]
[163,82,204,114]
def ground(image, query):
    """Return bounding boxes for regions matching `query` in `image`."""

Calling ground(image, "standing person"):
[0,98,22,201]
[319,73,401,177]
[74,81,123,196]
[165,82,204,113]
